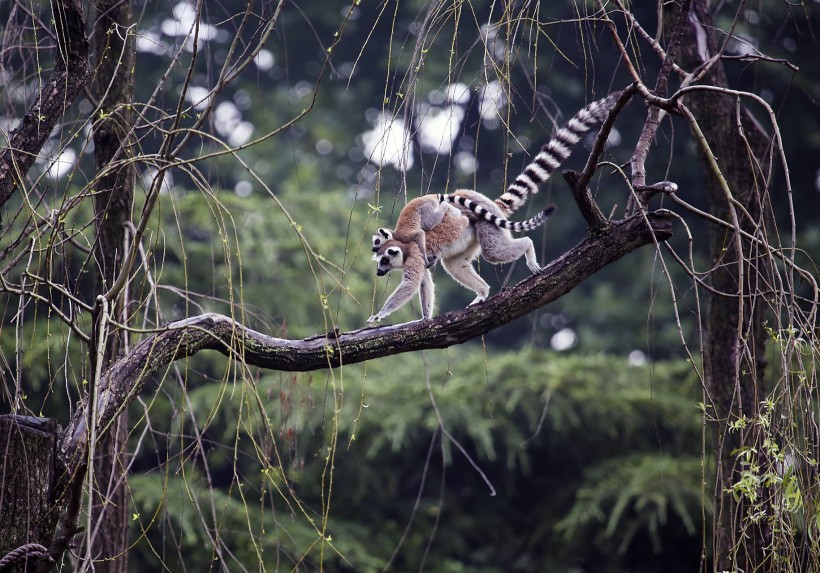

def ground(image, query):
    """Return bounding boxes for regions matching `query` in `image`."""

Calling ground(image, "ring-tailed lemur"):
[368,204,554,323]
[368,207,470,323]
[368,91,619,323]
[372,91,619,255]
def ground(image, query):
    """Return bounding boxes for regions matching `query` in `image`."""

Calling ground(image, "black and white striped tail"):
[439,194,556,232]
[497,91,621,214]
[510,204,556,232]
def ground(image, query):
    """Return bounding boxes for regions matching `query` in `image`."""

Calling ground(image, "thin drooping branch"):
[0,0,89,209]
[57,211,674,475]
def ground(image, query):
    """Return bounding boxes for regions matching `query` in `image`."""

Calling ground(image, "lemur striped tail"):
[507,205,556,232]
[497,91,621,214]
[438,193,556,232]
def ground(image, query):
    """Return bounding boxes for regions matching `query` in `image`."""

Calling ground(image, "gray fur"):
[371,197,463,263]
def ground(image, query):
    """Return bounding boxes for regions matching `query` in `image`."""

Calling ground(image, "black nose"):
[371,246,380,252]
[376,268,387,276]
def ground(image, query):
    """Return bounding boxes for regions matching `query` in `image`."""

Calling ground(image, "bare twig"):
[609,0,688,78]
[628,0,692,213]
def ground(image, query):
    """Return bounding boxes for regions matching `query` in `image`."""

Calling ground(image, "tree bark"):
[87,0,136,569]
[0,3,92,569]
[677,2,771,569]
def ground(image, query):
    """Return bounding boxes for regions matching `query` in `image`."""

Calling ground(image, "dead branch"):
[575,85,638,192]
[0,0,89,209]
[563,85,640,231]
[561,170,608,231]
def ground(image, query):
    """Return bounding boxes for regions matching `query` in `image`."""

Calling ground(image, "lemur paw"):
[425,254,439,269]
[367,314,382,324]
[468,296,486,306]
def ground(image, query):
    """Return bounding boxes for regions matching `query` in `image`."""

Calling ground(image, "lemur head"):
[372,241,407,276]
[371,228,393,252]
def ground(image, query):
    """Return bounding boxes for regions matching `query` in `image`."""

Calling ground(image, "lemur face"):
[371,228,393,252]
[373,246,404,276]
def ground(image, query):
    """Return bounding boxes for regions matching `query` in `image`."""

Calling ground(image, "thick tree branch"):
[57,211,674,472]
[0,0,89,209]
[87,0,136,566]
[562,170,608,231]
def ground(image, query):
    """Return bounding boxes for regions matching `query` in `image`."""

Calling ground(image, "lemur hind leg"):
[441,254,490,305]
[475,225,541,273]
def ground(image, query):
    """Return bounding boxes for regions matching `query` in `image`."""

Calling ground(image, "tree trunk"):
[87,0,136,570]
[0,1,90,570]
[0,416,58,573]
[677,1,771,569]
[92,0,136,348]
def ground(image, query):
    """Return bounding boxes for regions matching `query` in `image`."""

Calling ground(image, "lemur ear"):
[386,247,401,257]
[378,228,392,239]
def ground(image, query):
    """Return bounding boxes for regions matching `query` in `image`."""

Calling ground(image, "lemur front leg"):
[368,256,427,324]
[418,269,435,319]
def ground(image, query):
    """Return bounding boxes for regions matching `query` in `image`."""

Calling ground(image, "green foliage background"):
[127,350,703,572]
